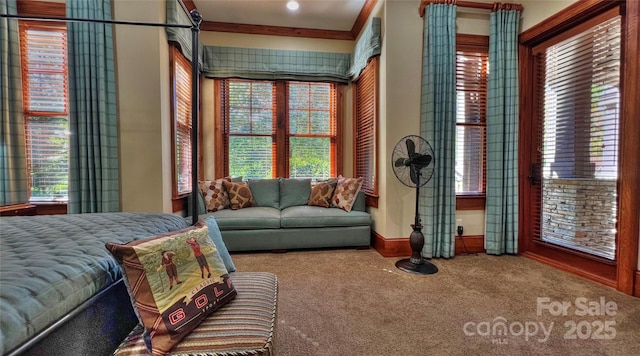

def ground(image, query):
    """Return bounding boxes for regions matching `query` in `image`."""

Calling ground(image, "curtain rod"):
[1,0,195,28]
[419,0,523,17]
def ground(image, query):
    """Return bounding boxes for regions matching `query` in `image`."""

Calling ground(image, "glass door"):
[523,10,622,282]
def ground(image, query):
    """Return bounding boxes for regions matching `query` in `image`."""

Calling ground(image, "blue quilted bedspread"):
[0,212,189,355]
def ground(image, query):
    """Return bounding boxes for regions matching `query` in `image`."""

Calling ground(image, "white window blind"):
[538,16,621,180]
[173,47,192,195]
[287,82,335,180]
[222,79,337,181]
[455,46,487,194]
[19,22,69,201]
[223,80,276,179]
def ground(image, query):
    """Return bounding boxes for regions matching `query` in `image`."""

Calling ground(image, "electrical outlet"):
[456,219,463,236]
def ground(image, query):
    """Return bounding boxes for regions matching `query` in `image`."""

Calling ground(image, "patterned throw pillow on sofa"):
[199,177,232,212]
[222,180,256,210]
[308,179,337,208]
[105,221,237,355]
[331,176,364,212]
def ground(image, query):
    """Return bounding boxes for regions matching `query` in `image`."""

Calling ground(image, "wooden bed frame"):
[1,1,203,354]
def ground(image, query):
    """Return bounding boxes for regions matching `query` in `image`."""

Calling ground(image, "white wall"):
[114,0,172,213]
[520,0,578,31]
[370,0,490,240]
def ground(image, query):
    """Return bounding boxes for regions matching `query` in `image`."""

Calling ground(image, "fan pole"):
[395,185,439,275]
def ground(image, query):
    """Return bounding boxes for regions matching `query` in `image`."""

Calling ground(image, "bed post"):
[189,9,202,226]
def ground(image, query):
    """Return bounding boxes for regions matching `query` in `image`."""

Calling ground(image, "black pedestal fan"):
[391,135,438,275]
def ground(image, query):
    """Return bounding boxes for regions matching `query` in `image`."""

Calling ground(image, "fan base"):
[395,258,439,275]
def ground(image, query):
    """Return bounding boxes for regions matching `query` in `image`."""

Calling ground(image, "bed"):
[0,1,203,354]
[0,213,190,355]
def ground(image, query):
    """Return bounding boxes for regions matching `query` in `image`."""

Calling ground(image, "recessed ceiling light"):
[286,1,299,11]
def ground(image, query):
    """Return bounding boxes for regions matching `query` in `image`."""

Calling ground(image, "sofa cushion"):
[203,216,236,273]
[199,177,232,212]
[223,181,256,210]
[352,191,366,212]
[212,207,281,230]
[331,176,364,212]
[279,178,311,209]
[308,179,337,208]
[248,179,280,209]
[280,206,371,228]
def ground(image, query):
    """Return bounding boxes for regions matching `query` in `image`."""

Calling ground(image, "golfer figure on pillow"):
[157,250,182,290]
[186,237,211,278]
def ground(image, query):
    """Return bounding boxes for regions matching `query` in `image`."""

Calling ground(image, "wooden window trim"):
[456,194,485,210]
[17,0,65,17]
[33,202,67,215]
[531,7,621,55]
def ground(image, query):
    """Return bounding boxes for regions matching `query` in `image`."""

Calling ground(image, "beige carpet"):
[231,249,640,356]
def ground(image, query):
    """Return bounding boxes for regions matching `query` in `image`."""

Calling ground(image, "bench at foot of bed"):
[114,272,278,356]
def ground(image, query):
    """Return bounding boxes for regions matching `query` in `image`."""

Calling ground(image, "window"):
[534,10,621,259]
[222,80,276,179]
[353,57,378,205]
[170,46,192,197]
[455,35,488,196]
[219,79,340,180]
[19,21,69,202]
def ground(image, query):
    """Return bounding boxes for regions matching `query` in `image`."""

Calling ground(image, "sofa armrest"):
[352,191,367,212]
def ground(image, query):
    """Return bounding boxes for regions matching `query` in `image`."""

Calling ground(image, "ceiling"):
[192,0,368,32]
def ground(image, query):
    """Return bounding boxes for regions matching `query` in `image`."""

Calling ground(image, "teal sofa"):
[193,178,371,252]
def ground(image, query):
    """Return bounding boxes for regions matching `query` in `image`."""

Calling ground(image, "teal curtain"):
[0,0,28,206]
[349,17,382,79]
[202,46,351,83]
[419,4,456,259]
[67,0,120,213]
[165,0,203,64]
[485,8,520,255]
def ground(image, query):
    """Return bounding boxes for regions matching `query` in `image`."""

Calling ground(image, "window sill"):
[32,202,67,215]
[456,194,485,210]
[0,203,37,216]
[172,195,190,213]
[364,193,378,208]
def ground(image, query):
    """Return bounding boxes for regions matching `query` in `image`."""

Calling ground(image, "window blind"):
[455,46,487,194]
[354,57,378,195]
[536,15,621,180]
[173,47,192,195]
[287,82,335,180]
[222,80,277,179]
[20,23,67,114]
[221,79,337,180]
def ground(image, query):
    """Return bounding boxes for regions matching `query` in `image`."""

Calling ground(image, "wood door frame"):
[518,0,639,295]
